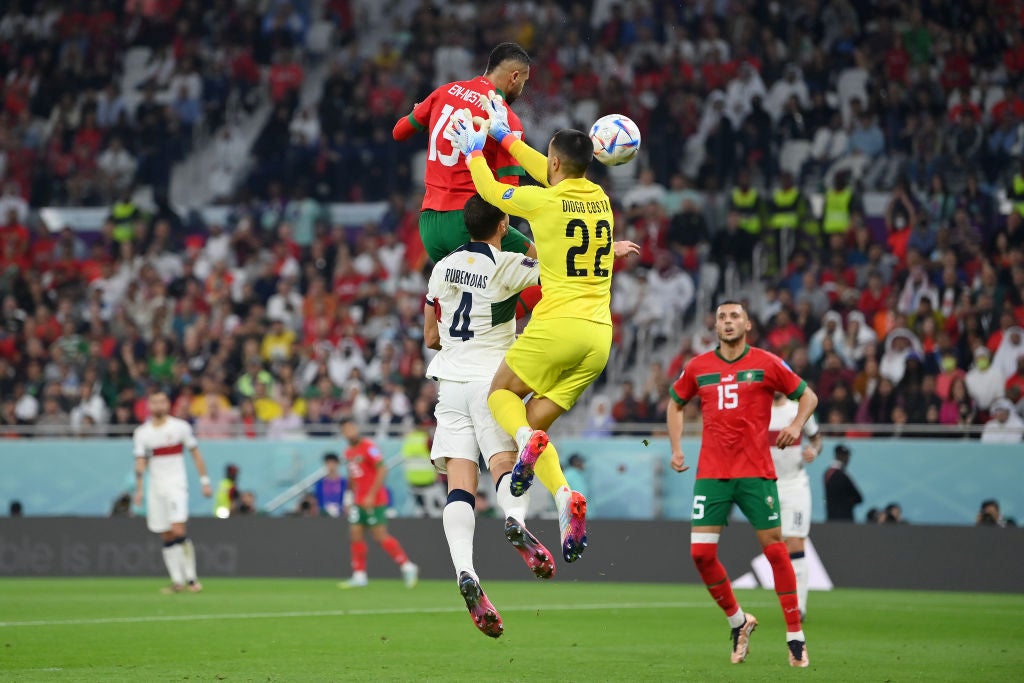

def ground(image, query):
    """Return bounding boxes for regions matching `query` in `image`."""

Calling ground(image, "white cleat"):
[401,562,419,589]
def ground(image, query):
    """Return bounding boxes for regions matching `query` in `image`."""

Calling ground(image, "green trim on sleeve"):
[787,380,807,401]
[408,113,426,132]
[669,385,687,406]
[495,165,526,178]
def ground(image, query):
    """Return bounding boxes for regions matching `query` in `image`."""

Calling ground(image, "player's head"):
[484,42,531,104]
[226,464,239,480]
[148,390,170,419]
[463,194,508,242]
[714,300,751,344]
[323,452,340,473]
[547,129,592,183]
[339,417,360,444]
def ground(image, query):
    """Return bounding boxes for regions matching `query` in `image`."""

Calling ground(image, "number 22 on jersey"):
[565,218,612,277]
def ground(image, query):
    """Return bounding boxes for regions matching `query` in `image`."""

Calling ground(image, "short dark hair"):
[463,194,505,241]
[485,42,531,74]
[549,129,593,177]
[323,452,340,463]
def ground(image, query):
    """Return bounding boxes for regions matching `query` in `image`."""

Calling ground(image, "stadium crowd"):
[0,0,1023,442]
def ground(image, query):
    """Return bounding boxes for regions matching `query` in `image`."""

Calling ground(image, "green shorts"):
[691,478,782,530]
[420,209,532,262]
[348,505,388,527]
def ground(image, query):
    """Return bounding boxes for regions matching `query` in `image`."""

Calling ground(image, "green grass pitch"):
[1,578,1021,681]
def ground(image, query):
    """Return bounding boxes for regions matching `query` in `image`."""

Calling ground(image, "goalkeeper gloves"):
[443,108,489,156]
[484,90,513,144]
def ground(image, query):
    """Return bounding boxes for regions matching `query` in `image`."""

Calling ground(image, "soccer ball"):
[589,114,641,166]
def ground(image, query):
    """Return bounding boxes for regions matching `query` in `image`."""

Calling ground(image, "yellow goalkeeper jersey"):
[468,141,613,326]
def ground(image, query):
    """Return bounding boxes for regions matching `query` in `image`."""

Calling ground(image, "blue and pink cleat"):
[559,490,588,563]
[510,429,548,497]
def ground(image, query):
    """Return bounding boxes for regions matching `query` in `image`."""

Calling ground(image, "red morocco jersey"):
[407,76,525,212]
[345,439,389,507]
[670,345,807,480]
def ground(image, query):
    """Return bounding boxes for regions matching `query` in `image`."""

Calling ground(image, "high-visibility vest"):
[401,430,436,487]
[110,201,138,243]
[1011,175,1024,216]
[822,188,853,234]
[769,188,800,229]
[731,187,761,234]
[215,479,235,518]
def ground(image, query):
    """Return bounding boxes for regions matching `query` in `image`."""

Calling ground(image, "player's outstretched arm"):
[484,91,549,186]
[446,110,545,217]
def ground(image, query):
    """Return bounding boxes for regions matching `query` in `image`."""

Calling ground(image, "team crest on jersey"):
[502,188,514,200]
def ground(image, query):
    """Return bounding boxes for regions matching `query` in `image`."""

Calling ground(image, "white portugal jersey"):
[425,242,540,382]
[769,399,819,484]
[133,416,198,490]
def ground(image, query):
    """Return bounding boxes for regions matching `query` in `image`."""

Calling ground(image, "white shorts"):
[431,379,515,473]
[146,486,189,533]
[776,478,811,539]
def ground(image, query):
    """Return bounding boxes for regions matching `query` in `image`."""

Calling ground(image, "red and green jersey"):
[344,438,388,507]
[670,345,807,480]
[407,76,525,212]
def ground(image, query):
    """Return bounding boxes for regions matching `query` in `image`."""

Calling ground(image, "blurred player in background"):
[393,42,537,263]
[423,193,557,638]
[667,302,818,667]
[769,392,823,618]
[132,390,212,594]
[447,100,637,564]
[338,418,418,589]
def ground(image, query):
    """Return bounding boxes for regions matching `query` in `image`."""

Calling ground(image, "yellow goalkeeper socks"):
[488,389,529,437]
[535,441,569,497]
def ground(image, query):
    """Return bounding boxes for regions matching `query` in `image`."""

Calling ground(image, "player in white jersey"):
[769,392,823,617]
[423,194,554,638]
[133,391,212,593]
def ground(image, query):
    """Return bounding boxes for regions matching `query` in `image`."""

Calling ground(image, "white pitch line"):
[0,601,724,628]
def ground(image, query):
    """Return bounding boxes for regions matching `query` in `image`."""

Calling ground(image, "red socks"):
[764,541,802,632]
[350,540,368,573]
[691,543,739,616]
[380,536,409,565]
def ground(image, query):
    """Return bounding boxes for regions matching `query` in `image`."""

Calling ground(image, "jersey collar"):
[481,76,505,100]
[714,344,751,363]
[454,241,496,262]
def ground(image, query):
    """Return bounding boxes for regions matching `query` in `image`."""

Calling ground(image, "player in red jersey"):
[338,418,419,589]
[667,301,818,668]
[392,42,539,264]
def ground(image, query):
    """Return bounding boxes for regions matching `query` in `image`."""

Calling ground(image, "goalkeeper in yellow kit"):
[445,94,633,562]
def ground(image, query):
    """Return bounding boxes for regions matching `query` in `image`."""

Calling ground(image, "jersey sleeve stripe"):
[669,385,686,406]
[495,164,526,178]
[407,112,426,132]
[786,380,807,401]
